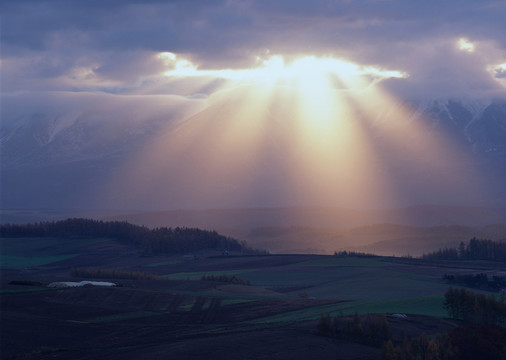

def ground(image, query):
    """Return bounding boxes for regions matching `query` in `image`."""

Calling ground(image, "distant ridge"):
[103,205,506,230]
[2,206,505,255]
[2,96,506,210]
[101,205,506,255]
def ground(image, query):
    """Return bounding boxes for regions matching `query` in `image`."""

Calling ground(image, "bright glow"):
[495,63,506,74]
[158,52,200,76]
[287,57,360,79]
[487,63,506,80]
[158,52,176,61]
[104,51,482,213]
[159,53,407,87]
[458,38,475,52]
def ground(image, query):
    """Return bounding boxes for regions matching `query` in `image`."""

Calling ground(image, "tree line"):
[317,287,506,359]
[380,323,506,360]
[317,312,392,347]
[0,218,262,255]
[333,250,378,258]
[443,287,506,325]
[422,237,506,262]
[317,309,506,360]
[443,273,506,292]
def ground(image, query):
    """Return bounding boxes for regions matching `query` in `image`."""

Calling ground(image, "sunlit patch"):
[68,66,96,80]
[486,63,506,86]
[458,38,475,52]
[285,57,406,83]
[286,57,360,80]
[491,63,506,79]
[158,53,406,87]
[158,52,200,77]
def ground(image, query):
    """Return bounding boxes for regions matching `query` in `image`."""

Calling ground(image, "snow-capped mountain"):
[1,93,206,170]
[3,97,505,168]
[418,99,506,156]
[1,92,506,211]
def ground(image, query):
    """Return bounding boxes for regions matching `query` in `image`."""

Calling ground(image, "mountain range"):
[1,91,506,212]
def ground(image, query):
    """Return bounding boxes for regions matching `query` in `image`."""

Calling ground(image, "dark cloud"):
[1,0,505,97]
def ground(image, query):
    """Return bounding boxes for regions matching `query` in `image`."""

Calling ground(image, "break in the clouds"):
[2,0,506,98]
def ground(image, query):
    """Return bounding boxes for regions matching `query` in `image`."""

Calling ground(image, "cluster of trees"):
[200,274,250,285]
[422,238,506,261]
[70,267,160,281]
[317,290,506,360]
[381,323,506,360]
[443,287,506,325]
[333,250,377,258]
[317,312,391,347]
[1,218,144,240]
[443,273,506,291]
[0,218,261,255]
[381,332,446,360]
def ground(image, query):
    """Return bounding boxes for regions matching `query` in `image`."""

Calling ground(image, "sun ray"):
[346,84,489,207]
[102,53,485,210]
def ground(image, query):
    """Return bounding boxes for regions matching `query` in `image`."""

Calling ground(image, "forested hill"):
[0,218,260,255]
[422,238,506,262]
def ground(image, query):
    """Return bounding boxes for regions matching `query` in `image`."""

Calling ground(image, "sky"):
[1,0,506,211]
[2,0,506,99]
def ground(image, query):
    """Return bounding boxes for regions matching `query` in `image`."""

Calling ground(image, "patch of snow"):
[462,100,489,130]
[47,281,116,288]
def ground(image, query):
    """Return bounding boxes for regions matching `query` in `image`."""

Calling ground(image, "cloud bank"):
[2,0,506,99]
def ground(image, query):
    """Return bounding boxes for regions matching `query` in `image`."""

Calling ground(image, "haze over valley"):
[3,92,506,255]
[2,93,506,213]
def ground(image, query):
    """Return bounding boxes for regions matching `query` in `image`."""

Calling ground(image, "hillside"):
[2,246,504,359]
[0,219,258,256]
[102,207,506,255]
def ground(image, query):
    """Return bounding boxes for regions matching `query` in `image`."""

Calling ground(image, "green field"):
[342,295,447,317]
[219,257,445,299]
[248,302,348,324]
[144,260,183,267]
[0,237,484,321]
[158,256,463,319]
[0,237,106,268]
[247,295,446,324]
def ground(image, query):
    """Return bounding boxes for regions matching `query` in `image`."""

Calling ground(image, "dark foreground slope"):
[2,230,505,360]
[1,278,380,360]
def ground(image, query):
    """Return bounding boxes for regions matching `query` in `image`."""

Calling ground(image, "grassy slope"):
[159,256,455,319]
[0,236,486,321]
[0,237,106,268]
[6,237,493,360]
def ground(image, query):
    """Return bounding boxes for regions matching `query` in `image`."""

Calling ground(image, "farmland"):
[1,236,505,359]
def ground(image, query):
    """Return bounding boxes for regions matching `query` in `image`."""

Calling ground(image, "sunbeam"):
[101,54,486,210]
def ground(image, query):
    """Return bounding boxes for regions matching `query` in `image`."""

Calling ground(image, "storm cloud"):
[1,0,505,98]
